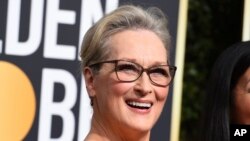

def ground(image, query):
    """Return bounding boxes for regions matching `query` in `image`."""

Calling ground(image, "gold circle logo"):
[0,61,36,141]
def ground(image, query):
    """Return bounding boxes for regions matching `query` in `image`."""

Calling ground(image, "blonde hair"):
[80,5,171,69]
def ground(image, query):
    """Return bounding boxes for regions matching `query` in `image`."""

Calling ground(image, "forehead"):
[242,67,250,82]
[108,29,167,64]
[237,67,250,87]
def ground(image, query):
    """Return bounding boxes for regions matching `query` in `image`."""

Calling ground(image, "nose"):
[133,72,153,96]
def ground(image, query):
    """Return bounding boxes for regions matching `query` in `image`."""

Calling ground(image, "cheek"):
[234,93,250,114]
[154,87,169,118]
[156,87,169,101]
[241,96,250,109]
[110,83,134,96]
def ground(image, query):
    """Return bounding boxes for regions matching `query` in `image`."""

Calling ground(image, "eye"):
[116,62,139,74]
[247,82,250,93]
[149,67,169,77]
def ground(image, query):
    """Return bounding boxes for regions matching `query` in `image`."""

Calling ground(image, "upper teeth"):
[127,101,151,108]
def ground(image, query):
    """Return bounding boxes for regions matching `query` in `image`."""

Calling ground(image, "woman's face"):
[232,67,250,124]
[88,29,169,134]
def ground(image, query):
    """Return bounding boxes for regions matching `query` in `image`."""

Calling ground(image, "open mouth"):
[126,101,153,109]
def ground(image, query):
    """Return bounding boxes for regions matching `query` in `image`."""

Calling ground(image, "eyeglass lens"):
[115,60,173,86]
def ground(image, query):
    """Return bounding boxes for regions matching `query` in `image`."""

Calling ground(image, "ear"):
[83,67,96,97]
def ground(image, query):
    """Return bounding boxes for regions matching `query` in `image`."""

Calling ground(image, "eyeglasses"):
[88,60,177,87]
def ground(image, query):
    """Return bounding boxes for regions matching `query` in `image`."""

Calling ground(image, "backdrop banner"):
[243,0,250,41]
[0,0,179,140]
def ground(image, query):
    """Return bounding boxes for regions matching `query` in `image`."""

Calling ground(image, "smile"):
[126,101,153,109]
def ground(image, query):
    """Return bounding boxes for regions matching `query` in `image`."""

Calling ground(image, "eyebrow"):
[118,58,168,66]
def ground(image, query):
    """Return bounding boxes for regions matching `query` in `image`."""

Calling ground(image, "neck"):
[84,114,151,141]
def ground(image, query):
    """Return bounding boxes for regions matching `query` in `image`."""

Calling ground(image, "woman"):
[80,5,176,141]
[202,41,250,141]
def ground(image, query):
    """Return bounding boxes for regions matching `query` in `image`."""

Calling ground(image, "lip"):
[125,99,153,114]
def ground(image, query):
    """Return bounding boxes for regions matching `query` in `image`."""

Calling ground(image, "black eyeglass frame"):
[88,59,177,87]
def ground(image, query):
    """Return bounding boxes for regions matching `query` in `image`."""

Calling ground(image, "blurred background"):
[181,0,244,140]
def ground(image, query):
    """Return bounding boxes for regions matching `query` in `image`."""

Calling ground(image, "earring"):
[90,97,94,106]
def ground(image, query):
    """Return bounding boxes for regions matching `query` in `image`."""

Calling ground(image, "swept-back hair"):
[201,41,250,141]
[80,5,171,69]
